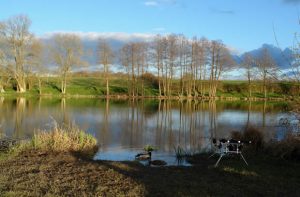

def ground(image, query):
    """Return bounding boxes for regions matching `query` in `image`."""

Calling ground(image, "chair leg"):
[240,153,248,166]
[214,155,223,167]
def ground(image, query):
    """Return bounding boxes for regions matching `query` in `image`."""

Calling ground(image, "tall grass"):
[30,123,98,157]
[174,146,185,159]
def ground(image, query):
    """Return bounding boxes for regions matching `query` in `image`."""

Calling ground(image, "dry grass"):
[30,124,98,157]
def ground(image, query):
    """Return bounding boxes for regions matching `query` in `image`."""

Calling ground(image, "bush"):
[230,127,264,152]
[278,82,292,95]
[265,135,300,161]
[140,73,159,88]
[242,126,264,151]
[222,83,247,94]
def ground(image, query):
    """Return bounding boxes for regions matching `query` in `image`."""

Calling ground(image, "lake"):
[0,97,291,165]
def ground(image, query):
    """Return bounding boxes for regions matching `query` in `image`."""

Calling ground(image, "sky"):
[0,0,300,52]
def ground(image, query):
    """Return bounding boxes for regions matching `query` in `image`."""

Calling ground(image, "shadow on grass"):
[1,148,299,196]
[75,150,300,196]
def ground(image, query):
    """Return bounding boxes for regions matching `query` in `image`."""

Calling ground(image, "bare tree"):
[290,33,300,95]
[98,39,114,97]
[208,40,234,98]
[135,42,149,97]
[27,38,45,94]
[51,34,84,94]
[120,44,131,96]
[0,46,8,93]
[0,15,33,93]
[165,34,178,97]
[255,48,277,98]
[241,53,255,98]
[152,35,164,97]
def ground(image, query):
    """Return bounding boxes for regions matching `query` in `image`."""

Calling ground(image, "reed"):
[174,145,186,160]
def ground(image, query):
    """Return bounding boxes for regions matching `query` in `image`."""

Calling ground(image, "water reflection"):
[0,97,289,163]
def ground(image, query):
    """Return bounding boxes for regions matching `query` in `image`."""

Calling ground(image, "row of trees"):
[0,15,289,98]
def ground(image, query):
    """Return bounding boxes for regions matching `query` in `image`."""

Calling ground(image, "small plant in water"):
[174,145,186,159]
[144,145,157,152]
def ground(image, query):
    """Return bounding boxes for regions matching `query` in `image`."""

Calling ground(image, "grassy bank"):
[1,76,299,100]
[1,126,300,196]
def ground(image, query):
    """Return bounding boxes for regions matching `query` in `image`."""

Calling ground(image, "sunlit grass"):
[30,123,97,156]
[222,166,259,177]
[1,121,98,159]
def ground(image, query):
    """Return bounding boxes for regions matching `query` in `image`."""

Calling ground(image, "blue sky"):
[0,0,299,52]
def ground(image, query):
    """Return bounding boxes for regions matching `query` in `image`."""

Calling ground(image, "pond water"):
[0,97,291,165]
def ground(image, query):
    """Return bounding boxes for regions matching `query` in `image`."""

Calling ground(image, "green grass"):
[1,76,300,99]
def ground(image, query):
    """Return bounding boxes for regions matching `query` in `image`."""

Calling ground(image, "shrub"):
[140,73,159,88]
[242,126,264,151]
[230,131,243,140]
[265,135,300,161]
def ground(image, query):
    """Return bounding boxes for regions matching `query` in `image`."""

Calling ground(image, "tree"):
[0,15,33,93]
[207,40,234,97]
[255,48,277,98]
[120,44,131,96]
[290,33,300,95]
[241,53,255,98]
[27,38,45,94]
[135,42,149,97]
[98,39,114,97]
[165,34,178,97]
[151,35,164,97]
[51,34,84,94]
[0,46,8,93]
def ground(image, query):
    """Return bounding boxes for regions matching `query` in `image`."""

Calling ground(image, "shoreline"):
[0,93,295,101]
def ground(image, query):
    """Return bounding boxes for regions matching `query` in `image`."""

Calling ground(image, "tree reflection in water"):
[0,98,289,157]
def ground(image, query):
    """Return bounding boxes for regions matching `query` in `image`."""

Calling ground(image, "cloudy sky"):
[0,0,299,52]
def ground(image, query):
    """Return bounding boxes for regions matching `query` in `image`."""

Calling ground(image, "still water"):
[0,97,290,165]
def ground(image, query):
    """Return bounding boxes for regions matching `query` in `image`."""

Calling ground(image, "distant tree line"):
[0,15,299,98]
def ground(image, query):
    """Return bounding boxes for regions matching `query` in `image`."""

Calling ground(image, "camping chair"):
[209,138,250,167]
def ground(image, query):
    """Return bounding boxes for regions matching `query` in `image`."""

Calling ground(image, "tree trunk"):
[38,78,42,95]
[61,75,66,94]
[17,81,26,93]
[105,64,109,97]
[0,85,4,93]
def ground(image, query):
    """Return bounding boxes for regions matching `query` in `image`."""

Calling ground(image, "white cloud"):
[227,45,244,56]
[144,1,158,6]
[40,31,157,42]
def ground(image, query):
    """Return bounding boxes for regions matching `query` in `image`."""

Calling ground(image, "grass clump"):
[29,122,98,158]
